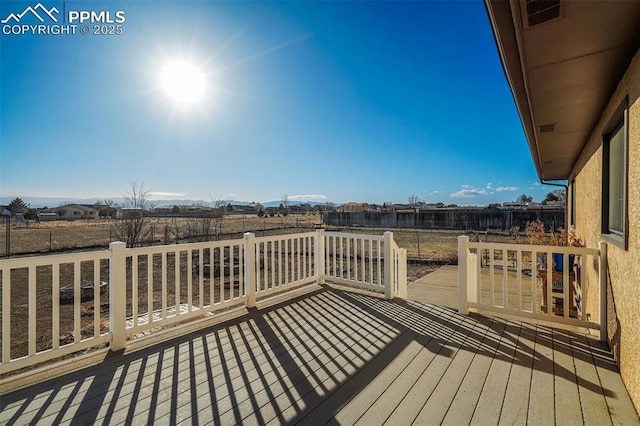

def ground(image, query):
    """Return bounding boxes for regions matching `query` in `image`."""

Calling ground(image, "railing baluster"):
[353,238,358,282]
[284,239,288,283]
[148,254,154,321]
[531,250,537,313]
[175,250,181,314]
[2,268,10,361]
[95,259,102,336]
[368,239,373,285]
[361,238,366,284]
[218,247,224,303]
[132,255,138,327]
[162,252,167,318]
[52,263,59,349]
[546,250,553,315]
[377,240,381,286]
[517,250,522,312]
[187,250,193,312]
[28,266,36,356]
[502,249,507,308]
[339,237,344,279]
[238,243,244,299]
[74,261,81,344]
[331,235,342,277]
[563,252,569,319]
[346,237,351,281]
[489,248,495,307]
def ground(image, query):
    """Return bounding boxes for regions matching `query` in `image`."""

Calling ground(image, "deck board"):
[1,283,638,425]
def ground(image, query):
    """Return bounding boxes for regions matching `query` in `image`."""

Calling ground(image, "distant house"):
[227,203,264,214]
[338,202,369,212]
[38,212,58,222]
[116,208,144,219]
[486,0,640,411]
[53,204,98,220]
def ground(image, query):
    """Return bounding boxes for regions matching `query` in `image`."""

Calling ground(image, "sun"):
[159,61,206,105]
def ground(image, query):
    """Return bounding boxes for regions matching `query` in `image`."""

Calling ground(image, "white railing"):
[121,238,247,341]
[0,230,407,374]
[0,251,112,374]
[322,231,407,299]
[457,236,607,340]
[253,232,318,299]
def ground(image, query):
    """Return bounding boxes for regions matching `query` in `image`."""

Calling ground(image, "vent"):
[539,123,555,133]
[526,0,561,26]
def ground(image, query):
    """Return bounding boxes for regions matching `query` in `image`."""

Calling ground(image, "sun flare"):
[159,61,206,105]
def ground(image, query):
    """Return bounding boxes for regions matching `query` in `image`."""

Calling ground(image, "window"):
[601,97,628,248]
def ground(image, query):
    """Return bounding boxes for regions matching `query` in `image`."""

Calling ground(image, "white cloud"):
[227,193,237,199]
[450,182,499,198]
[495,186,518,192]
[148,191,187,200]
[450,187,490,198]
[288,194,327,201]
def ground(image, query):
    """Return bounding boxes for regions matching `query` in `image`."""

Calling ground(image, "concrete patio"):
[1,277,637,425]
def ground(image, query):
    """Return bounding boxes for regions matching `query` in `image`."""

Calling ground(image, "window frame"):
[601,97,628,249]
[570,178,576,227]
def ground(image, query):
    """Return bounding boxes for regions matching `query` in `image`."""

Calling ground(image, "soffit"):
[486,0,640,180]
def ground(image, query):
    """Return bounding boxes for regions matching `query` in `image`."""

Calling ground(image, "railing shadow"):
[0,284,625,425]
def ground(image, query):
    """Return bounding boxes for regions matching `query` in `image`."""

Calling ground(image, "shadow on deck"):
[1,284,638,425]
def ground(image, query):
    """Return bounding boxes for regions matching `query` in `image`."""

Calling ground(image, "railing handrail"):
[253,231,317,244]
[467,241,599,256]
[0,249,110,268]
[323,231,385,241]
[127,238,246,255]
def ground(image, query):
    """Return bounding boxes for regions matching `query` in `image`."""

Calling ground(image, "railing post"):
[315,229,325,284]
[458,235,469,315]
[244,232,256,308]
[383,231,393,299]
[599,241,608,342]
[109,241,127,351]
[397,248,408,299]
[468,252,477,304]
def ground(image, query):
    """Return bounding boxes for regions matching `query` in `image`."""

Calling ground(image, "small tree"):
[8,197,36,219]
[257,208,265,217]
[8,198,29,214]
[111,182,156,247]
[542,189,566,204]
[517,194,533,205]
[408,194,422,206]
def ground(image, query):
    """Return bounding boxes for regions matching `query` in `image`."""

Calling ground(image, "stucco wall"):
[570,50,640,413]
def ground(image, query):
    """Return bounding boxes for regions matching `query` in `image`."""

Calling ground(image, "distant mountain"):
[0,196,336,209]
[259,200,332,208]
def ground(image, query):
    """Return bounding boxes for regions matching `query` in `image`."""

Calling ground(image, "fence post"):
[383,231,393,299]
[599,241,608,342]
[316,229,326,284]
[458,235,469,315]
[109,241,127,351]
[244,232,256,308]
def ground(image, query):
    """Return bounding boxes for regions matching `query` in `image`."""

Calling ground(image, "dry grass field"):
[0,215,322,256]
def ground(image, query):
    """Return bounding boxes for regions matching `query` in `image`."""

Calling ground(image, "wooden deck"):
[1,282,638,425]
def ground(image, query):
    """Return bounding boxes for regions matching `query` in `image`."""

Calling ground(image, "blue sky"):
[1,0,550,206]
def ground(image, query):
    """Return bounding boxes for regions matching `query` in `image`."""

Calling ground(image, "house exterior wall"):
[570,50,640,412]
